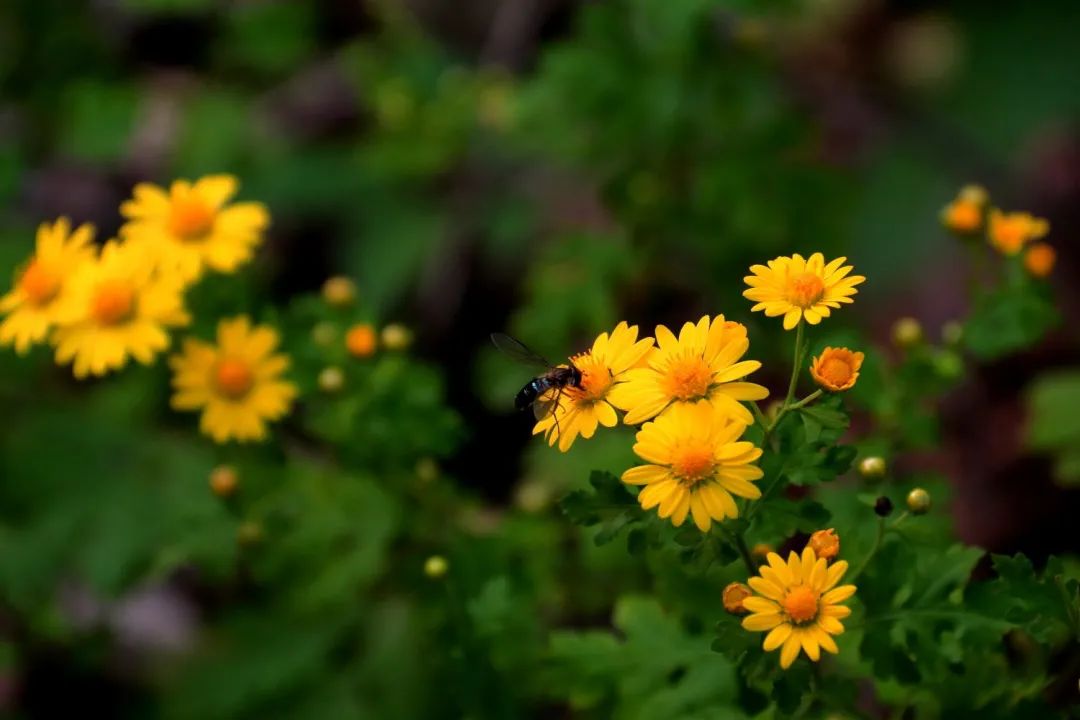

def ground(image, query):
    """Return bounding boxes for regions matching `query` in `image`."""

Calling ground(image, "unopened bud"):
[318,366,345,394]
[750,543,773,559]
[322,276,357,308]
[381,323,413,351]
[723,582,753,614]
[311,322,337,348]
[808,528,840,561]
[874,496,894,518]
[906,487,932,515]
[209,465,238,498]
[858,456,887,480]
[424,555,448,579]
[345,323,377,358]
[892,317,923,348]
[237,521,264,547]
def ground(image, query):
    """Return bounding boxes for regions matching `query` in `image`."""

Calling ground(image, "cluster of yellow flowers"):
[941,184,1055,276]
[0,175,296,443]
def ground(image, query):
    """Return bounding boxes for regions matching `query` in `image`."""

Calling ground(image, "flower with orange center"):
[1023,243,1056,278]
[743,253,865,330]
[987,209,1049,256]
[0,218,97,355]
[345,323,378,358]
[621,402,763,531]
[120,174,269,283]
[741,547,856,669]
[810,347,864,392]
[940,184,988,234]
[50,241,189,378]
[608,315,768,426]
[533,321,653,452]
[170,316,298,443]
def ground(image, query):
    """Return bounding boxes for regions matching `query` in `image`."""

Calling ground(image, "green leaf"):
[1025,370,1080,485]
[559,470,644,546]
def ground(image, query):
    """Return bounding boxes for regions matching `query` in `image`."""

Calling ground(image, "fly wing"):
[532,393,558,421]
[490,332,552,369]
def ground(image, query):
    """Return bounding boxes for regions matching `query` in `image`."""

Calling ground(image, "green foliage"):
[1026,370,1080,485]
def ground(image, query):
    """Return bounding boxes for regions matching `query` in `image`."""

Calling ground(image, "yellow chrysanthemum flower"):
[534,321,654,452]
[1023,243,1055,278]
[0,218,98,355]
[743,253,865,330]
[987,210,1048,256]
[741,547,856,669]
[621,402,764,531]
[50,241,189,378]
[607,315,768,426]
[120,174,269,282]
[170,316,298,443]
[940,184,988,234]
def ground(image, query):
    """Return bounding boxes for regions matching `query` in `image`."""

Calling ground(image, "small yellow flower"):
[940,184,988,234]
[608,315,768,426]
[51,241,189,378]
[170,316,297,443]
[987,209,1048,256]
[534,321,654,451]
[345,323,378,358]
[322,276,356,307]
[621,402,763,531]
[743,253,865,330]
[1023,243,1056,277]
[742,547,856,669]
[120,174,269,282]
[810,347,864,392]
[808,528,840,561]
[723,582,753,614]
[0,218,98,355]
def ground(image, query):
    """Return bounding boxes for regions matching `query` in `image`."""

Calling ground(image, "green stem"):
[785,321,806,406]
[720,526,756,576]
[850,516,885,582]
[751,401,769,432]
[889,511,910,531]
[788,389,823,411]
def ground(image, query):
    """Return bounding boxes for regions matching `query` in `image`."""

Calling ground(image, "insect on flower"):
[490,332,581,424]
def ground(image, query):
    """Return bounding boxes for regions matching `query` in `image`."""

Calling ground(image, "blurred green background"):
[1,0,1078,717]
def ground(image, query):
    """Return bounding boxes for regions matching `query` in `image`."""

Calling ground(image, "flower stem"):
[721,526,756,575]
[785,320,806,406]
[850,516,885,582]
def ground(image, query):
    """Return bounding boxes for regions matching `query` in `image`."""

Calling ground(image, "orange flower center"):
[169,196,216,240]
[818,356,854,387]
[572,353,612,401]
[214,358,254,399]
[782,586,819,624]
[20,261,60,305]
[91,280,135,325]
[787,272,825,308]
[671,442,715,486]
[661,355,712,401]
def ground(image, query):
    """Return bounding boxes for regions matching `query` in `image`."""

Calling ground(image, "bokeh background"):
[1,0,1079,717]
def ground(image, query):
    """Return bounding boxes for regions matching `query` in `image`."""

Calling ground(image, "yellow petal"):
[741,613,783,631]
[763,623,792,651]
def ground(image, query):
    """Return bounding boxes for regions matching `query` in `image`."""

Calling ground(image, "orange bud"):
[808,528,840,561]
[345,323,377,358]
[723,582,753,614]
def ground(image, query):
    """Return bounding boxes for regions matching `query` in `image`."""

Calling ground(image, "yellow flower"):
[809,346,864,392]
[1023,243,1055,277]
[0,218,97,355]
[743,253,865,330]
[987,210,1048,256]
[120,174,269,282]
[608,315,768,426]
[621,402,763,531]
[534,321,653,451]
[940,184,988,234]
[51,241,189,378]
[741,547,856,669]
[170,316,297,443]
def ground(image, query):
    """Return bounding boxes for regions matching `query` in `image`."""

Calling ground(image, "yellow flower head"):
[987,209,1048,256]
[743,253,865,330]
[621,402,763,531]
[940,184,988,234]
[534,321,654,452]
[608,315,768,426]
[810,346,864,392]
[0,218,97,355]
[170,316,298,443]
[120,174,269,282]
[1023,242,1056,278]
[50,241,189,378]
[742,547,856,669]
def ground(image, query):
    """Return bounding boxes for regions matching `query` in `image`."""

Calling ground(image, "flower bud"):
[209,465,238,498]
[750,543,773,560]
[808,528,840,561]
[906,487,932,515]
[424,555,448,579]
[723,582,753,614]
[345,323,377,358]
[892,317,923,348]
[858,456,887,480]
[810,347,864,393]
[237,521,264,547]
[318,366,345,394]
[311,321,337,348]
[381,323,413,351]
[874,496,894,518]
[321,276,357,308]
[1024,243,1056,278]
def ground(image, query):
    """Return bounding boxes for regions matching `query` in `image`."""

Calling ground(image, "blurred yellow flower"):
[810,346,864,392]
[534,321,653,452]
[987,209,1048,255]
[743,253,865,330]
[940,184,988,234]
[1023,242,1056,277]
[345,323,378,358]
[170,316,297,443]
[608,315,768,426]
[742,547,856,669]
[0,218,97,355]
[51,241,189,378]
[120,174,269,282]
[621,402,763,531]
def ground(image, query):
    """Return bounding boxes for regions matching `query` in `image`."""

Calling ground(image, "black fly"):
[490,333,582,425]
